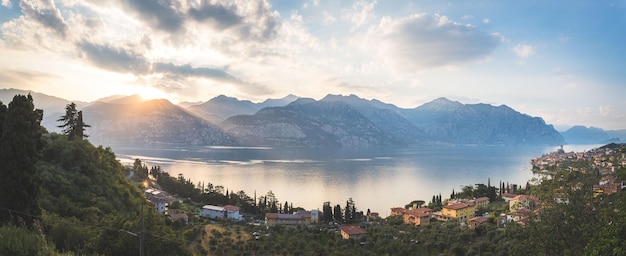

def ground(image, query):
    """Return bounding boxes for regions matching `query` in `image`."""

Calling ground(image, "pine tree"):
[0,94,44,226]
[57,103,90,140]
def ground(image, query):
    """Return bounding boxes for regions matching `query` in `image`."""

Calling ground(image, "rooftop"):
[339,226,367,236]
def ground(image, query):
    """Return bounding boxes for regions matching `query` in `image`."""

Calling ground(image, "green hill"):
[0,95,189,255]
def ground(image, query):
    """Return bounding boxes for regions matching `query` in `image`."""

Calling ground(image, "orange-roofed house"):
[403,208,432,226]
[339,226,367,240]
[439,203,475,222]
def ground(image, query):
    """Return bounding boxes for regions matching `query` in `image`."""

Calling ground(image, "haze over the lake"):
[1,1,625,131]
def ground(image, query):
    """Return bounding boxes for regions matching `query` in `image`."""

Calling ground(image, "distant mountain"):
[223,98,398,147]
[186,94,299,123]
[1,89,572,147]
[561,126,626,144]
[319,94,430,143]
[83,99,240,146]
[400,97,565,145]
[0,88,87,133]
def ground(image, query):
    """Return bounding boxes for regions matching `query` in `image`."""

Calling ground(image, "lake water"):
[113,144,600,216]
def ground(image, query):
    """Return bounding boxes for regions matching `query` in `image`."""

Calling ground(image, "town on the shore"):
[139,143,626,240]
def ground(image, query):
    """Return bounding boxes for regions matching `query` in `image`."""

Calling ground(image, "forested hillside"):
[0,94,188,255]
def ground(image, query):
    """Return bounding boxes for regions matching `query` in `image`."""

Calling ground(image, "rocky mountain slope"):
[400,97,566,145]
[83,99,240,146]
[2,90,568,147]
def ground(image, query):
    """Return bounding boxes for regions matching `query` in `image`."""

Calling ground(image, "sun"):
[122,86,170,101]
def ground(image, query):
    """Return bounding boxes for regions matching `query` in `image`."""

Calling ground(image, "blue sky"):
[0,0,624,130]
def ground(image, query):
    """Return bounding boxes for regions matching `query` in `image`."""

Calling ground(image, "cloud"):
[188,1,243,30]
[344,0,377,30]
[19,0,69,38]
[77,40,151,75]
[115,0,185,33]
[513,44,535,58]
[153,62,239,83]
[108,0,280,42]
[376,13,501,71]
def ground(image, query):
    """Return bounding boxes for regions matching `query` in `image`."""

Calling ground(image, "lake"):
[113,144,599,216]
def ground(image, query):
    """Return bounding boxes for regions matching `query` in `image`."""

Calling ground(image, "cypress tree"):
[0,94,44,226]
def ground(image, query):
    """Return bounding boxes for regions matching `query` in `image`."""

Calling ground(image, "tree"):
[0,94,44,226]
[323,202,332,223]
[333,204,342,223]
[57,103,90,140]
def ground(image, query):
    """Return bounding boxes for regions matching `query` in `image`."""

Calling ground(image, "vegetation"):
[0,95,189,255]
[2,94,625,255]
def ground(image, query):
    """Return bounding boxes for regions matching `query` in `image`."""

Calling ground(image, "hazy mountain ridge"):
[2,90,572,147]
[400,98,566,145]
[83,99,241,147]
[186,94,299,123]
[561,126,626,144]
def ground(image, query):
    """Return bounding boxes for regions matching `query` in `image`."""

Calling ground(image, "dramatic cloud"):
[376,14,501,71]
[77,40,150,75]
[107,0,280,42]
[188,1,242,30]
[115,0,185,33]
[153,62,240,84]
[18,0,68,38]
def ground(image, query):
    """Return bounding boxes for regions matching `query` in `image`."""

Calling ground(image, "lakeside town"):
[133,143,626,254]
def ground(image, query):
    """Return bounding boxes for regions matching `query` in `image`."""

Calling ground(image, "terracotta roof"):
[469,216,489,224]
[390,207,406,214]
[475,197,490,202]
[223,205,240,212]
[405,208,432,217]
[340,226,367,236]
[443,203,470,210]
[502,193,518,198]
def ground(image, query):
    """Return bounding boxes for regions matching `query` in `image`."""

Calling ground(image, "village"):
[130,143,626,255]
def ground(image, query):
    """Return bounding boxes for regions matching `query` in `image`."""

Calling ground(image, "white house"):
[200,205,242,221]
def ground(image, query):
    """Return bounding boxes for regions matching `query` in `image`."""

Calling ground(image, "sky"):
[0,0,624,130]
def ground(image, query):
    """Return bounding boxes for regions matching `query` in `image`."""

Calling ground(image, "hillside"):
[0,94,188,255]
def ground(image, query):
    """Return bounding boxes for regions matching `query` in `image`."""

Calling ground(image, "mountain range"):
[1,88,597,147]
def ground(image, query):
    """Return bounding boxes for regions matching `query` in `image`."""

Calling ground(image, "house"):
[509,195,529,210]
[200,205,242,221]
[223,205,243,220]
[502,193,518,203]
[145,188,177,214]
[265,212,312,227]
[168,213,189,225]
[339,226,367,240]
[403,208,432,226]
[390,207,406,216]
[438,203,475,222]
[471,197,490,208]
[468,216,489,229]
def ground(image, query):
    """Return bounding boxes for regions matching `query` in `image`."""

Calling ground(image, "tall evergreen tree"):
[333,204,342,223]
[322,202,332,222]
[0,94,44,226]
[57,103,90,140]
